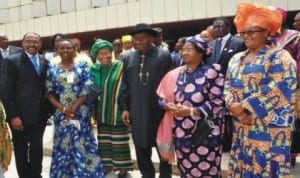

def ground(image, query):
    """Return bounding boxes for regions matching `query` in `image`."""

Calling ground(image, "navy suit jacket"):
[0,53,3,99]
[3,51,49,126]
[207,34,246,74]
[7,45,23,56]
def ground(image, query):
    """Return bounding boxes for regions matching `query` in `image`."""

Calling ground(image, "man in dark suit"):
[0,34,23,58]
[207,17,246,73]
[0,34,23,99]
[206,17,246,152]
[3,32,49,178]
[0,52,4,101]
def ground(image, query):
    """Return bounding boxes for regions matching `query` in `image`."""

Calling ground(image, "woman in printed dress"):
[46,39,103,178]
[90,40,133,178]
[0,100,11,178]
[224,3,297,177]
[157,35,224,177]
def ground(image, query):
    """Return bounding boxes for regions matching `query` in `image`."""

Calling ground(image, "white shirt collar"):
[218,33,231,50]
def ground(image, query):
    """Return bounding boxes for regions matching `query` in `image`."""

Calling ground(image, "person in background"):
[112,38,123,61]
[71,38,82,53]
[44,33,66,62]
[0,34,23,100]
[199,26,216,42]
[153,27,169,51]
[0,34,22,58]
[71,37,93,58]
[121,35,134,52]
[3,32,49,178]
[119,23,172,178]
[206,17,246,153]
[170,37,186,67]
[157,35,224,177]
[46,39,103,177]
[272,7,300,61]
[293,12,300,31]
[272,7,300,169]
[0,50,4,100]
[224,3,296,177]
[292,10,300,169]
[90,40,133,178]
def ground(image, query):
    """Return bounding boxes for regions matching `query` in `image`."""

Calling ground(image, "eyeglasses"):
[239,30,266,37]
[113,43,121,47]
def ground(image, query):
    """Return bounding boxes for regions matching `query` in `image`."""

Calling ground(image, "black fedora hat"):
[129,23,158,36]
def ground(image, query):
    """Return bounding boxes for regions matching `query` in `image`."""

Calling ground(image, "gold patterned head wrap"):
[234,3,282,36]
[121,35,132,43]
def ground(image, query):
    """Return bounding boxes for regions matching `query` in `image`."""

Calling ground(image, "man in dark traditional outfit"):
[119,23,173,178]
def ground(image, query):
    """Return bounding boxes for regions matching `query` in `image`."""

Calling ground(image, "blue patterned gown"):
[46,62,103,178]
[224,48,297,178]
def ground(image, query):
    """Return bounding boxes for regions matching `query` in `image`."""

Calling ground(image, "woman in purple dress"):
[157,35,224,177]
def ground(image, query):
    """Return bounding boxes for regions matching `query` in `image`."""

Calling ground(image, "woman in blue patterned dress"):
[46,39,103,178]
[157,35,224,177]
[224,3,297,177]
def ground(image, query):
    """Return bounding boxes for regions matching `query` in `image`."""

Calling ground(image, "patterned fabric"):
[173,64,224,177]
[46,62,103,178]
[90,61,133,170]
[50,52,93,67]
[90,61,123,126]
[0,101,11,172]
[224,48,297,177]
[234,3,282,36]
[274,30,300,79]
[186,35,212,57]
[97,124,132,170]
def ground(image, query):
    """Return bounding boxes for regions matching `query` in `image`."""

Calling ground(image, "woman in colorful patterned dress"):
[224,3,297,177]
[46,39,103,178]
[90,40,133,178]
[157,35,224,177]
[0,100,11,178]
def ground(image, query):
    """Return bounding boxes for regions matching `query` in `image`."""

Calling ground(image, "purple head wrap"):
[185,35,212,57]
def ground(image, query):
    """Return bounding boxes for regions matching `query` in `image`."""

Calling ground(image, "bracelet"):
[190,107,194,117]
[62,107,66,114]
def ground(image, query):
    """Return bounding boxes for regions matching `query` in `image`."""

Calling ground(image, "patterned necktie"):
[31,55,40,75]
[214,38,222,63]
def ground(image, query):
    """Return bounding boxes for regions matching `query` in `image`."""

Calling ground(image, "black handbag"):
[85,84,102,105]
[191,117,216,146]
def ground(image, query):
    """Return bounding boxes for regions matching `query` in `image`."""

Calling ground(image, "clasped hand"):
[228,102,254,125]
[164,103,191,118]
[63,106,77,121]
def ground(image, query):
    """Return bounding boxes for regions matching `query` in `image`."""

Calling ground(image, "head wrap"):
[71,38,81,46]
[91,40,113,59]
[276,7,287,23]
[234,3,282,36]
[185,35,212,57]
[121,35,132,43]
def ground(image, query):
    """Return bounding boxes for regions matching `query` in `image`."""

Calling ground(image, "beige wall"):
[0,0,299,41]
